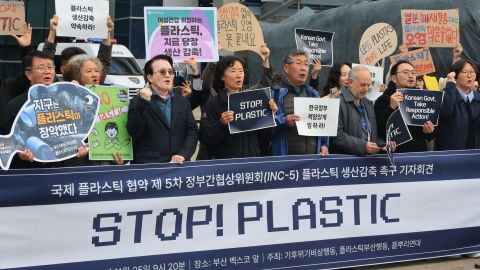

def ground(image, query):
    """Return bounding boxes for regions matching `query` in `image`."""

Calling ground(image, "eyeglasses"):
[27,65,55,72]
[460,70,476,76]
[396,70,416,76]
[286,61,309,67]
[153,69,174,76]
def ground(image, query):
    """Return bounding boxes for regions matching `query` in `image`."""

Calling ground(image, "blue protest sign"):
[228,88,276,134]
[0,82,100,170]
[386,109,412,166]
[2,150,480,269]
[398,89,444,126]
[295,28,335,66]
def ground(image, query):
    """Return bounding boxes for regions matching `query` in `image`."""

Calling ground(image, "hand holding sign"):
[10,22,31,47]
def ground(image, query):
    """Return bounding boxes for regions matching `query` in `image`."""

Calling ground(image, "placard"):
[401,9,459,48]
[228,88,276,134]
[0,1,25,36]
[88,86,133,161]
[359,23,398,66]
[389,47,435,76]
[294,97,340,136]
[55,0,109,40]
[295,28,334,67]
[0,82,100,170]
[144,7,218,62]
[218,3,265,58]
[397,89,444,126]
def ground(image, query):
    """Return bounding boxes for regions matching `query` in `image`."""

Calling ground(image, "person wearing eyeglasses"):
[270,49,329,157]
[374,60,435,153]
[127,54,198,164]
[332,66,394,155]
[0,50,58,168]
[436,59,480,150]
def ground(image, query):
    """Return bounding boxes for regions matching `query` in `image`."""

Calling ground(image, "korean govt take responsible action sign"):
[144,7,219,62]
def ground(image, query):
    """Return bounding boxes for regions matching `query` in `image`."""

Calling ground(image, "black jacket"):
[374,83,433,152]
[127,93,198,164]
[199,89,273,159]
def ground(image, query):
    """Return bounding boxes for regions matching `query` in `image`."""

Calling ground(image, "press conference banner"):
[2,150,480,270]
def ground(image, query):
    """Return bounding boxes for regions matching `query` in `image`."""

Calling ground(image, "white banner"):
[294,97,339,136]
[55,0,109,40]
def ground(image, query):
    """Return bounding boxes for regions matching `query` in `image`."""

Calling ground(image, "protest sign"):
[401,9,459,48]
[0,1,25,36]
[294,97,339,136]
[0,82,100,170]
[352,63,384,101]
[386,109,412,147]
[2,150,480,269]
[389,47,435,76]
[423,75,440,90]
[397,89,444,126]
[228,88,276,134]
[55,0,109,40]
[88,86,132,161]
[144,7,218,62]
[218,3,265,59]
[359,23,397,66]
[295,28,334,66]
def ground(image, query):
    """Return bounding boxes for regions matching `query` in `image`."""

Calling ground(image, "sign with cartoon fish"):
[88,85,133,161]
[0,82,100,170]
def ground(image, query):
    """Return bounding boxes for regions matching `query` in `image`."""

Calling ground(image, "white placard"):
[352,63,384,101]
[294,97,339,136]
[55,0,109,40]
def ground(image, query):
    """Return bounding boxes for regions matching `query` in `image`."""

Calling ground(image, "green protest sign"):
[88,85,132,161]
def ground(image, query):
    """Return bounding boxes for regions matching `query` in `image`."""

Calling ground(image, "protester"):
[332,65,394,155]
[374,60,434,152]
[127,54,198,164]
[44,15,114,83]
[0,51,57,168]
[199,53,277,159]
[436,59,480,150]
[415,76,425,89]
[270,49,329,156]
[322,62,351,97]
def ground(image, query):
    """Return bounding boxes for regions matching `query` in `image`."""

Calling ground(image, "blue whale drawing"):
[0,82,100,170]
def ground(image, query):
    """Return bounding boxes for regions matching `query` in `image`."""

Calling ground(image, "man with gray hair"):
[270,49,329,156]
[332,65,392,155]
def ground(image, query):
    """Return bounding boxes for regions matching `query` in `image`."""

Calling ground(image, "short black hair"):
[143,54,174,83]
[212,55,245,92]
[390,60,414,76]
[22,50,54,71]
[450,59,478,79]
[60,47,87,66]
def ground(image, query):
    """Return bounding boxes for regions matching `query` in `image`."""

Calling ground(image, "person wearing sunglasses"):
[127,54,198,164]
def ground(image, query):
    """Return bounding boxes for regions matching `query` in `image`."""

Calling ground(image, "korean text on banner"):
[55,0,109,40]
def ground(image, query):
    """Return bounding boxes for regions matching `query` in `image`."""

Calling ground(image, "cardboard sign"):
[218,3,264,58]
[294,97,340,137]
[88,86,133,161]
[0,1,25,36]
[144,7,218,62]
[0,83,100,170]
[295,28,334,67]
[55,0,109,40]
[390,47,435,76]
[228,88,276,134]
[359,23,398,66]
[401,9,459,48]
[352,63,384,101]
[397,89,444,126]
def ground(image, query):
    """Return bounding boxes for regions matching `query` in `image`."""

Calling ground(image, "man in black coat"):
[127,55,198,164]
